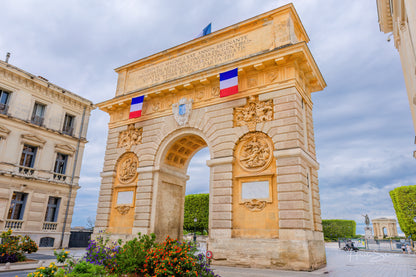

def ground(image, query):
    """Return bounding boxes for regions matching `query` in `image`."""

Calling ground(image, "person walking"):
[406,244,412,254]
[401,244,406,254]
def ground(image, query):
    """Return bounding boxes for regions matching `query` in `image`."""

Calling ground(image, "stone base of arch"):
[208,231,325,270]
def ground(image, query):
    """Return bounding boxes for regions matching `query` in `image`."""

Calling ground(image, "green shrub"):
[322,219,356,240]
[390,185,416,239]
[0,229,38,263]
[183,193,209,233]
[113,233,156,275]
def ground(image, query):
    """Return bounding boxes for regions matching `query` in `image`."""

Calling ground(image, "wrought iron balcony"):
[0,103,8,115]
[30,115,44,126]
[42,222,58,231]
[5,219,23,230]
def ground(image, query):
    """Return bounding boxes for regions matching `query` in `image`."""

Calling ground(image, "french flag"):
[220,68,238,98]
[129,96,144,119]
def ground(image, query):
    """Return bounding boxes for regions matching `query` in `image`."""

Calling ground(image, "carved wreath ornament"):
[243,199,267,212]
[236,132,273,172]
[117,152,139,184]
[115,205,131,215]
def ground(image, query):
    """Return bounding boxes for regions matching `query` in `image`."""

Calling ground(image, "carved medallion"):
[236,132,273,172]
[242,199,267,212]
[172,98,193,126]
[118,124,142,150]
[115,205,131,215]
[234,96,273,131]
[117,152,139,184]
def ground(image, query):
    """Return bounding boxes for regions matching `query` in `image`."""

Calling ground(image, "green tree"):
[390,185,416,239]
[322,219,356,240]
[183,193,209,233]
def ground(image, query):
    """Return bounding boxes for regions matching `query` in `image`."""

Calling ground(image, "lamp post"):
[193,217,197,243]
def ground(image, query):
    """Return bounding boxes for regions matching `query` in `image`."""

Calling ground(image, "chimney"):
[5,52,10,63]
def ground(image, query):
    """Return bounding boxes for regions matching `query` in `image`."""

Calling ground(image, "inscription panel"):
[124,26,275,93]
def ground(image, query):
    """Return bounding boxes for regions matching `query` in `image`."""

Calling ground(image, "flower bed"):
[27,233,220,277]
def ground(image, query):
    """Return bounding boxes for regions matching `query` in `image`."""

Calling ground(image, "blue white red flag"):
[220,68,238,97]
[129,96,144,119]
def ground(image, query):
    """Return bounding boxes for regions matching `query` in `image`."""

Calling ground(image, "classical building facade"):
[95,4,326,270]
[0,59,94,248]
[372,218,398,238]
[377,0,416,157]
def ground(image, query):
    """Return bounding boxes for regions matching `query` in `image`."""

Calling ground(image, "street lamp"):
[193,217,198,243]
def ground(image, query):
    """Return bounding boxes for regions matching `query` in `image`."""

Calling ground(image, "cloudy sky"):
[1,0,414,235]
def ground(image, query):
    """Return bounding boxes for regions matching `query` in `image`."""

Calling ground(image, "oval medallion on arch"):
[235,132,273,172]
[116,152,139,184]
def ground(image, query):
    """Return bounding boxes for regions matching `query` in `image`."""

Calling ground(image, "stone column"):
[207,156,233,240]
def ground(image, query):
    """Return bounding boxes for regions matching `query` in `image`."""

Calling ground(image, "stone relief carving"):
[118,124,142,150]
[115,205,131,215]
[236,132,273,172]
[242,199,267,212]
[117,152,139,184]
[172,98,193,126]
[234,96,273,131]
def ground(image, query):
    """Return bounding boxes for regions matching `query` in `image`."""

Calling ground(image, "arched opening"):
[183,148,210,239]
[383,227,387,238]
[153,133,209,241]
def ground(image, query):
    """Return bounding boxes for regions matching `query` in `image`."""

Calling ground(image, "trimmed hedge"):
[390,185,416,239]
[183,193,209,233]
[322,219,356,240]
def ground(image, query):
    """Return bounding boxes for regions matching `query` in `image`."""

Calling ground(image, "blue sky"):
[1,0,414,235]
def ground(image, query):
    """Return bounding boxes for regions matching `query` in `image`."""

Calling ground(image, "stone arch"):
[150,128,211,241]
[154,127,212,172]
[95,4,327,270]
[372,218,398,239]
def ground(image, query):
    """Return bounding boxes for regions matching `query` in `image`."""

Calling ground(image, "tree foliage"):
[322,219,356,240]
[390,185,416,239]
[183,194,209,233]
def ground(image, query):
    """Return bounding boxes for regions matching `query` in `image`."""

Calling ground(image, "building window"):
[31,102,46,126]
[53,153,68,181]
[44,197,60,222]
[62,114,74,136]
[54,153,68,174]
[0,89,10,115]
[7,192,28,220]
[20,144,37,168]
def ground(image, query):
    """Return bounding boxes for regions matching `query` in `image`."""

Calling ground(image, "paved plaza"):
[0,243,415,277]
[213,244,416,276]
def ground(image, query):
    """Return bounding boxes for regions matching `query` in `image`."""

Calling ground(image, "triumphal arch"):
[95,4,326,270]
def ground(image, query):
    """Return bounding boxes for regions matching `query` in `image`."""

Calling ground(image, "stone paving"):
[0,243,415,277]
